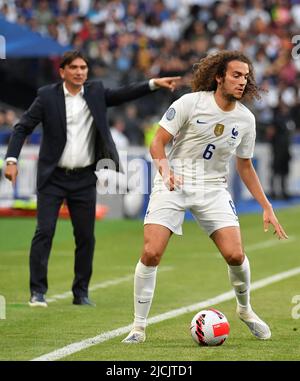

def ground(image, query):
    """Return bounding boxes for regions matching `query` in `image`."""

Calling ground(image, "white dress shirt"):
[57,83,96,169]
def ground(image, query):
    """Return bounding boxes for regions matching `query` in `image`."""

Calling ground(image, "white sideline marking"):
[46,267,173,303]
[32,266,300,361]
[47,276,133,303]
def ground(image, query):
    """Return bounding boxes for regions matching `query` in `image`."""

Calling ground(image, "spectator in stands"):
[123,104,144,146]
[0,0,299,140]
[267,99,295,200]
[0,109,17,145]
[291,94,300,131]
[110,117,129,150]
[4,109,18,128]
[4,50,180,308]
[0,109,8,145]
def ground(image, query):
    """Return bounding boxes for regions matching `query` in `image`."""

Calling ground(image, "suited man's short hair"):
[59,51,89,69]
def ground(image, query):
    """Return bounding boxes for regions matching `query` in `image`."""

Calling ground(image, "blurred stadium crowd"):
[1,0,300,147]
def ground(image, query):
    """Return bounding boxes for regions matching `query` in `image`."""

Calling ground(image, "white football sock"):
[133,260,157,330]
[228,256,251,311]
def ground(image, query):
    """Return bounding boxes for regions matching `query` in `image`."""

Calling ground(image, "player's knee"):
[142,245,163,266]
[226,250,244,266]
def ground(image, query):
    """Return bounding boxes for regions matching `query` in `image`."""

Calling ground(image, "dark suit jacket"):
[6,80,153,190]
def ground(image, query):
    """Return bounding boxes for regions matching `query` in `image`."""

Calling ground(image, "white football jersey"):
[155,91,256,188]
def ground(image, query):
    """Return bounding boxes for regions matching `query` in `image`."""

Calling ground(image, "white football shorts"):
[144,185,239,236]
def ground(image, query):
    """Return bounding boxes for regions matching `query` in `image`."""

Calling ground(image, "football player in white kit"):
[122,51,288,344]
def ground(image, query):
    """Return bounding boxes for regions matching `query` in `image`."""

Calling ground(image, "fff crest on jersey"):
[214,123,225,137]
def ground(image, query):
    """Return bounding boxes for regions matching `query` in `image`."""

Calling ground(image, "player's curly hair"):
[191,50,261,102]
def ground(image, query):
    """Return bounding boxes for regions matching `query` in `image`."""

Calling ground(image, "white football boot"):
[122,328,146,344]
[237,306,271,340]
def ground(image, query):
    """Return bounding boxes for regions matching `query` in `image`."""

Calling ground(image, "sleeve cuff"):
[149,79,160,91]
[6,157,18,163]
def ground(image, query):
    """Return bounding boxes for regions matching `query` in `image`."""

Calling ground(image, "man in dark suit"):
[4,50,180,307]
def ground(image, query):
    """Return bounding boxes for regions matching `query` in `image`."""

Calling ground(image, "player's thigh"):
[191,187,239,237]
[211,226,244,265]
[141,224,173,266]
[144,190,185,235]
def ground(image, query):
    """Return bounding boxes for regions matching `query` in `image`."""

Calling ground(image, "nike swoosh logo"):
[138,300,149,304]
[196,120,207,124]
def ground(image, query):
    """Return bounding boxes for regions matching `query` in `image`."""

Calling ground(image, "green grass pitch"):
[0,206,299,361]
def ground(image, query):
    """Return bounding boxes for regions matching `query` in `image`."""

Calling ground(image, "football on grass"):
[190,308,230,346]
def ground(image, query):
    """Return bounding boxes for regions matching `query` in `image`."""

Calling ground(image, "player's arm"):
[150,127,183,191]
[236,157,288,239]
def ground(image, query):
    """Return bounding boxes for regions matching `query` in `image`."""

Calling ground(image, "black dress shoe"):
[28,292,48,307]
[73,296,96,307]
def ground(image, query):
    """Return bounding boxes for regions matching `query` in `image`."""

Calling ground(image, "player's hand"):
[4,163,18,185]
[153,77,181,92]
[263,206,288,240]
[162,170,183,191]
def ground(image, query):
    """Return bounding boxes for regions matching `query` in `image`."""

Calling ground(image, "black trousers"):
[29,166,97,298]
